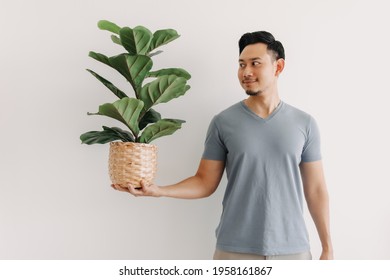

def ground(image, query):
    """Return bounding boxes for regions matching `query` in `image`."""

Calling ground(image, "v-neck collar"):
[240,100,284,122]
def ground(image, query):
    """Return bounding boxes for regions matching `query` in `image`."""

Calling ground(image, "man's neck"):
[244,93,281,119]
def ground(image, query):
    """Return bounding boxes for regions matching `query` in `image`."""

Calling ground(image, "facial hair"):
[245,90,261,96]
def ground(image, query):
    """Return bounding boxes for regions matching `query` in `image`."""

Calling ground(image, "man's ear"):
[275,58,285,77]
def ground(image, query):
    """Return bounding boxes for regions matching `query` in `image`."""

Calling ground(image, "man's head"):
[239,31,285,61]
[238,31,285,97]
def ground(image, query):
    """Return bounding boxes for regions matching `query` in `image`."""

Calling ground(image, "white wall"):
[1,0,389,259]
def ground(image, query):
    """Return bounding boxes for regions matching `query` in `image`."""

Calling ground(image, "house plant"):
[80,20,191,186]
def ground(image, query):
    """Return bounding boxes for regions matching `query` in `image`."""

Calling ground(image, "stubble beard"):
[243,81,262,96]
[245,90,262,96]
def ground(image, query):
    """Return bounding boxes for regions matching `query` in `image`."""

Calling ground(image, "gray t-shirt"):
[202,100,321,255]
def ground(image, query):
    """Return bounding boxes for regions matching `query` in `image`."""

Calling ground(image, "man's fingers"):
[140,180,149,189]
[127,184,144,195]
[111,184,132,193]
[111,181,156,197]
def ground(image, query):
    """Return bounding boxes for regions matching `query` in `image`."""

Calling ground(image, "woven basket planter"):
[108,142,157,186]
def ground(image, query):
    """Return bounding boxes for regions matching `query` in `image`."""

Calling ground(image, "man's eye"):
[253,61,260,66]
[239,63,245,68]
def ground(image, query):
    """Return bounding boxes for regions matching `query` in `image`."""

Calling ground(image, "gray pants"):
[213,249,312,260]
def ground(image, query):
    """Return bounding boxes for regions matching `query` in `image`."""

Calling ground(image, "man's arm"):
[112,159,225,199]
[300,160,334,260]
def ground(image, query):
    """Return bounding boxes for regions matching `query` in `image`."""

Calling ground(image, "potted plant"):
[80,20,191,187]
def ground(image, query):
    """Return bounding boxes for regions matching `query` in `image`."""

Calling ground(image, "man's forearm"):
[159,175,218,199]
[306,186,333,256]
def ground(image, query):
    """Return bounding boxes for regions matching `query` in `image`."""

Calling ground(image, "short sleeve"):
[301,116,322,162]
[202,116,227,161]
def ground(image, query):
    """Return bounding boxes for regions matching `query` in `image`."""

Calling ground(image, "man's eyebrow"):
[238,57,262,62]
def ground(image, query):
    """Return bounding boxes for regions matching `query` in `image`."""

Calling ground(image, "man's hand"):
[111,159,225,199]
[111,180,162,197]
[319,249,334,260]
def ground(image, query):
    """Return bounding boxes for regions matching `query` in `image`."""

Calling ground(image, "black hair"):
[238,31,285,60]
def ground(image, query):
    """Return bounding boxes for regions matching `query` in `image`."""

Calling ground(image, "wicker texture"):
[109,142,157,186]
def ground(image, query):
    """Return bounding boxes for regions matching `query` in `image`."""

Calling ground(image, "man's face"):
[238,43,280,96]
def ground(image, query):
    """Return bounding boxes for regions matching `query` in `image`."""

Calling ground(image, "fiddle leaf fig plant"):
[80,20,191,144]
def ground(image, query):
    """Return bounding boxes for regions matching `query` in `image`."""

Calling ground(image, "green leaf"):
[148,50,163,57]
[88,97,144,136]
[80,126,134,144]
[80,130,115,144]
[126,55,153,93]
[90,52,152,94]
[86,69,128,99]
[89,51,111,67]
[108,54,152,95]
[139,119,185,143]
[107,54,132,83]
[102,126,134,142]
[139,75,191,112]
[119,26,153,55]
[97,20,121,34]
[148,68,191,80]
[111,35,122,45]
[149,29,180,53]
[139,109,161,130]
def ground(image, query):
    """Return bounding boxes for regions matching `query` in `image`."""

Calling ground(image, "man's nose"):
[243,68,253,77]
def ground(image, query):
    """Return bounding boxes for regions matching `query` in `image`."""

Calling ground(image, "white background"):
[0,0,389,260]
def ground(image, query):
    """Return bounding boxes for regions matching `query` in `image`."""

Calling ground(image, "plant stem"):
[134,85,140,100]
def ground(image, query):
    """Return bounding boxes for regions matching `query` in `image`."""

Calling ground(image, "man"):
[112,31,333,260]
